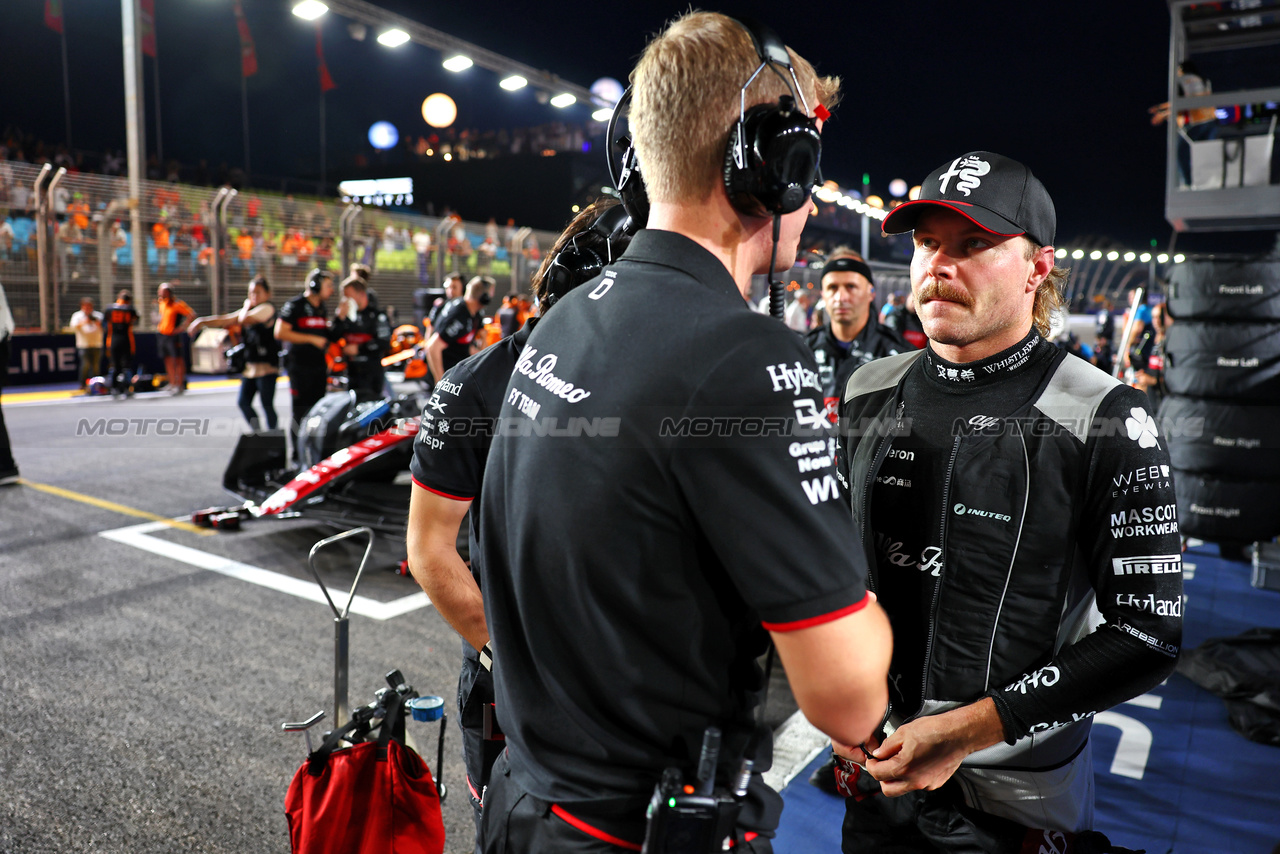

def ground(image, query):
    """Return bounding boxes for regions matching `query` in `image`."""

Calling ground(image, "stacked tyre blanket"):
[1161,259,1280,543]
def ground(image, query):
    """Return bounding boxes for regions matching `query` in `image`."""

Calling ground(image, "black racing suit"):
[805,318,912,421]
[278,294,330,449]
[409,320,537,853]
[332,299,392,395]
[104,302,138,394]
[837,330,1182,851]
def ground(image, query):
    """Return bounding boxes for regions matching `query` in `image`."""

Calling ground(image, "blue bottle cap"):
[408,695,444,722]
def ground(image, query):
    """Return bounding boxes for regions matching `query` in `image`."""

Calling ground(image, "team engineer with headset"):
[402,12,1176,854]
[450,12,893,853]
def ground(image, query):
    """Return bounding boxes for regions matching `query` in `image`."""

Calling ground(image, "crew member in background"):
[805,248,911,421]
[837,151,1181,852]
[784,288,814,332]
[0,281,17,484]
[476,13,892,851]
[104,289,139,399]
[425,276,491,385]
[156,283,194,394]
[427,272,464,332]
[879,290,905,331]
[407,198,627,853]
[275,268,334,456]
[190,276,280,431]
[70,297,103,389]
[331,274,392,395]
[496,294,519,339]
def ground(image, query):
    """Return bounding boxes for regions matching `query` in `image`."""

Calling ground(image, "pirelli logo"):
[1112,554,1182,576]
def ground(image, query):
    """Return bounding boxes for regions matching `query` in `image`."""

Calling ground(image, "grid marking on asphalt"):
[99,520,432,621]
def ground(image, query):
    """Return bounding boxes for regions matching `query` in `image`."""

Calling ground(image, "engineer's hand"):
[863,697,1003,798]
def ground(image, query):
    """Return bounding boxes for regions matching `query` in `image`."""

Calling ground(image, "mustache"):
[917,280,974,308]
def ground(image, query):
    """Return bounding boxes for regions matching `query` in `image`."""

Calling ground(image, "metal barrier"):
[0,158,562,334]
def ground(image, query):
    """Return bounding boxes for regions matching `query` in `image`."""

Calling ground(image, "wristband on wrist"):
[831,752,862,798]
[478,642,494,672]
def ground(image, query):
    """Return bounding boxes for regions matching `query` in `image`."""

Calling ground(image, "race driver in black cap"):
[805,247,912,421]
[834,151,1181,853]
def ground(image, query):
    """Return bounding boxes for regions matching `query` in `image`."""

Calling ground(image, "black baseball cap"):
[881,151,1056,247]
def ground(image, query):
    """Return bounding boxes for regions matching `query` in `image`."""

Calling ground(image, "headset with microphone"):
[721,17,824,219]
[606,17,824,320]
[305,267,332,294]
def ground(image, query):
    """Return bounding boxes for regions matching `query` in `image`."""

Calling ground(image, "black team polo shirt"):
[434,296,483,373]
[478,229,871,833]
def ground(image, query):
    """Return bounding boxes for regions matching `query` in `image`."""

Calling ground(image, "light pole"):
[122,0,147,309]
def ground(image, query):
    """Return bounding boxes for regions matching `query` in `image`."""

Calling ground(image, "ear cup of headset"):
[305,268,328,293]
[544,243,606,307]
[723,97,821,217]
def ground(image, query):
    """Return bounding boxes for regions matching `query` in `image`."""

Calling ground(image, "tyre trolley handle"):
[306,526,376,729]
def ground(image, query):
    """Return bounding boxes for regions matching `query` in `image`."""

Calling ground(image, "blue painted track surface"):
[774,542,1280,854]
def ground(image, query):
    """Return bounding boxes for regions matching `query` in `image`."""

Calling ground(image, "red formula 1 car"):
[193,390,425,539]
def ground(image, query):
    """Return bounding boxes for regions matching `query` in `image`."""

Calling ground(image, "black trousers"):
[286,360,327,454]
[109,341,134,393]
[841,778,1029,854]
[480,752,774,854]
[458,654,506,854]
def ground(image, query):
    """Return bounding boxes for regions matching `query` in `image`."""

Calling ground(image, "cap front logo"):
[937,156,990,197]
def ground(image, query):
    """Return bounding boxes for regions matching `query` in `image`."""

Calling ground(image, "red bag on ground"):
[285,698,445,854]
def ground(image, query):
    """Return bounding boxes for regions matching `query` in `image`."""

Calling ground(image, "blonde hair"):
[630,11,840,205]
[1024,240,1069,337]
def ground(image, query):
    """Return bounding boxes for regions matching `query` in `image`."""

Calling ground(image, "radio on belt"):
[641,726,752,854]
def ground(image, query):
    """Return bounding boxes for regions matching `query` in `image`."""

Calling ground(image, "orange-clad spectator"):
[152,220,171,250]
[69,194,90,230]
[236,230,254,267]
[296,234,315,263]
[247,197,262,220]
[280,231,301,268]
[156,282,194,394]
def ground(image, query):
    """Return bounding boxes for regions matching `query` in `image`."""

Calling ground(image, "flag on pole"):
[233,1,258,78]
[140,0,157,58]
[44,0,63,34]
[316,26,337,92]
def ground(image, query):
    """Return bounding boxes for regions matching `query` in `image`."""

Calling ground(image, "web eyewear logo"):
[938,156,990,196]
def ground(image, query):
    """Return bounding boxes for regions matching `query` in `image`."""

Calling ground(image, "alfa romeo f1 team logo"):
[938,156,990,196]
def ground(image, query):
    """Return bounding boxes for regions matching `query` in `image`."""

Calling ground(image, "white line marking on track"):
[99,521,431,621]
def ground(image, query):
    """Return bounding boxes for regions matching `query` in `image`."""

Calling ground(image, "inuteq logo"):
[1125,408,1161,449]
[938,156,990,196]
[953,502,1012,522]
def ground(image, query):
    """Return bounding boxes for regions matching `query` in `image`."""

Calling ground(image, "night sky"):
[1,1,1201,249]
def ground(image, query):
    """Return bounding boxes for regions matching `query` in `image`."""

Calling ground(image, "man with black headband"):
[834,151,1181,852]
[805,248,911,420]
